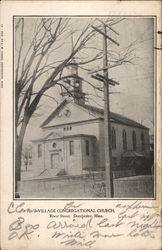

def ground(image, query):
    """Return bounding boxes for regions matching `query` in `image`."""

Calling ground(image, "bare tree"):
[15,17,139,193]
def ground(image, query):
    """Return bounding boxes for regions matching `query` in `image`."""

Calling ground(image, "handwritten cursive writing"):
[63,201,84,210]
[60,238,96,249]
[8,217,39,240]
[47,217,92,230]
[116,200,157,211]
[97,218,124,228]
[7,200,161,249]
[90,230,124,238]
[51,230,85,239]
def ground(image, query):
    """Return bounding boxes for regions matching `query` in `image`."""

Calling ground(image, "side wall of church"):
[99,120,150,167]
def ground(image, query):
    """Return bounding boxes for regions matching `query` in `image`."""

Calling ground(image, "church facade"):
[31,63,150,178]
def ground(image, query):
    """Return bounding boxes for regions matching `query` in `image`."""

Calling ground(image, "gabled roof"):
[79,103,148,129]
[41,100,148,130]
[41,99,67,127]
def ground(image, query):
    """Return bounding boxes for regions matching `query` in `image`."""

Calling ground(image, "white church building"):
[31,62,150,178]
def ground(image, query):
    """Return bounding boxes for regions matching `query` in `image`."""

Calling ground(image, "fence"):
[18,172,154,198]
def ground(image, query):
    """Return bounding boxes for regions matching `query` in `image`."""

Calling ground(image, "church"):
[31,62,150,178]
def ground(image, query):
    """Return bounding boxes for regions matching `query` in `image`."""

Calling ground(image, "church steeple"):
[61,59,85,105]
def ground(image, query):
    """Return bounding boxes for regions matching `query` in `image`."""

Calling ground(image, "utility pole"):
[103,24,113,197]
[91,20,119,197]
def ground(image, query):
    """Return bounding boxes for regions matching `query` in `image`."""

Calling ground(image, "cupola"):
[61,59,85,105]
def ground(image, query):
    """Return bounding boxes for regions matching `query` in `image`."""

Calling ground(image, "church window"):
[132,131,136,151]
[29,152,32,159]
[52,142,56,148]
[85,140,90,156]
[141,132,145,151]
[111,127,116,149]
[122,129,127,151]
[38,144,42,158]
[69,141,74,155]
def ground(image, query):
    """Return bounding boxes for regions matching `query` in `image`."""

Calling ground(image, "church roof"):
[79,103,148,129]
[41,99,67,128]
[41,100,148,129]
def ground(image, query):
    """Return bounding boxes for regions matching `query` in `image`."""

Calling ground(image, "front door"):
[51,153,60,175]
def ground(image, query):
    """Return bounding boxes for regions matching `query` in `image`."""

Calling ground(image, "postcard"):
[0,1,161,249]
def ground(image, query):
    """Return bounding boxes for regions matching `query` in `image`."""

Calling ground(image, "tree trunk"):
[15,113,30,194]
[15,137,23,193]
[15,93,43,195]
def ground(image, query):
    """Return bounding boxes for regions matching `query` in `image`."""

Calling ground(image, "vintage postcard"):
[0,1,162,249]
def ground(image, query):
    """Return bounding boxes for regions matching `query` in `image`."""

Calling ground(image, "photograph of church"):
[14,17,154,198]
[32,63,150,179]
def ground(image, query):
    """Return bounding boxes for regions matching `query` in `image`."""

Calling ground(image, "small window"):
[141,132,145,151]
[52,142,56,148]
[29,152,32,159]
[38,144,42,158]
[111,127,116,149]
[85,140,90,156]
[69,141,74,155]
[132,131,136,151]
[122,129,127,151]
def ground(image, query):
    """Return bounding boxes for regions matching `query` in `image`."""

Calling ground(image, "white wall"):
[66,138,82,175]
[81,136,95,171]
[42,120,101,169]
[32,119,150,176]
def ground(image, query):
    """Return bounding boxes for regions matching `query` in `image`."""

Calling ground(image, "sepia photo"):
[14,16,155,199]
[1,1,161,250]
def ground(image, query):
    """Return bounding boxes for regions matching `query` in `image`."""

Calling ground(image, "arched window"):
[141,132,145,151]
[122,129,127,151]
[111,127,116,149]
[132,131,136,151]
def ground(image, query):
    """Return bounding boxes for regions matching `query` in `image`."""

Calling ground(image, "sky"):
[15,17,155,142]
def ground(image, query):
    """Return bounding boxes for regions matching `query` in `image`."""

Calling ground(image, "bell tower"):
[61,59,85,105]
